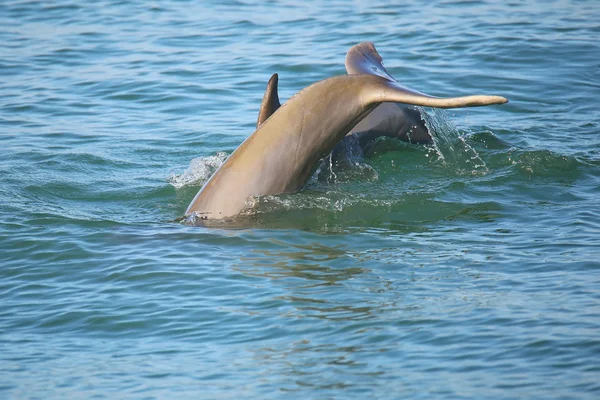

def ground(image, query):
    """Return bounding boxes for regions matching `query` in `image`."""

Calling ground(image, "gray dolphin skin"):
[185,43,508,221]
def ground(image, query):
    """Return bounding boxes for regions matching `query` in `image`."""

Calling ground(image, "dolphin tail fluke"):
[368,77,508,108]
[257,73,281,127]
[346,41,398,82]
[347,42,508,109]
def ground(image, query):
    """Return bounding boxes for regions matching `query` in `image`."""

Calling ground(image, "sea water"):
[1,0,599,398]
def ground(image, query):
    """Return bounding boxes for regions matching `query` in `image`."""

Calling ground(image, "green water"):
[1,0,600,398]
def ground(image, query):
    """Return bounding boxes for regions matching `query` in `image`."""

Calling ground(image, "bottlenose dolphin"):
[185,45,507,221]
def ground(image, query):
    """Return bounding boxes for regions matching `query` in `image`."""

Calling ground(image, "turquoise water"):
[2,0,600,398]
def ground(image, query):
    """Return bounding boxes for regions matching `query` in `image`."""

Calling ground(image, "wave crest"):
[168,152,229,189]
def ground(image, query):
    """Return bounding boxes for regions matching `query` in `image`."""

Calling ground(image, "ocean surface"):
[1,0,599,398]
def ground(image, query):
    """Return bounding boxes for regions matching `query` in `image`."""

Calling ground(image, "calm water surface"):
[1,0,600,398]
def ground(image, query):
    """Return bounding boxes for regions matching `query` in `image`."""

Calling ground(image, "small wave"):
[181,189,504,231]
[513,149,581,178]
[181,191,396,227]
[167,152,229,189]
[242,191,361,215]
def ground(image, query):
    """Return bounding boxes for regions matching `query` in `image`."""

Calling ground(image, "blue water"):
[2,0,600,398]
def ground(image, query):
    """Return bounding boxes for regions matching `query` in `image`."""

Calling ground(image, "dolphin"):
[185,45,507,221]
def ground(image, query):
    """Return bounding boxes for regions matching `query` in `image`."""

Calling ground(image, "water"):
[2,0,600,398]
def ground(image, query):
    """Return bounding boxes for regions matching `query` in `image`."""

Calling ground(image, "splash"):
[314,134,379,184]
[167,151,229,189]
[420,107,489,175]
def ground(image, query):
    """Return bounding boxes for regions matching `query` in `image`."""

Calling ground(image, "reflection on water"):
[230,234,520,395]
[239,241,365,284]
[251,340,376,393]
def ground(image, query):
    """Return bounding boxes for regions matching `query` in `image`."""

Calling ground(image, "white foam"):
[168,152,229,189]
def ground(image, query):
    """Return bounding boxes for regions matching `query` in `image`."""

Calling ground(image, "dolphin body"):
[185,43,507,221]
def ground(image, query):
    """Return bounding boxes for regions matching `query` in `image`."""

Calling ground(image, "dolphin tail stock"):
[257,73,281,127]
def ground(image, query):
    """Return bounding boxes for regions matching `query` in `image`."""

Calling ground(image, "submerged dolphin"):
[186,44,507,221]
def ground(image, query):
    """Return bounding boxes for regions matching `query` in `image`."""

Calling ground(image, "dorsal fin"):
[257,73,281,127]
